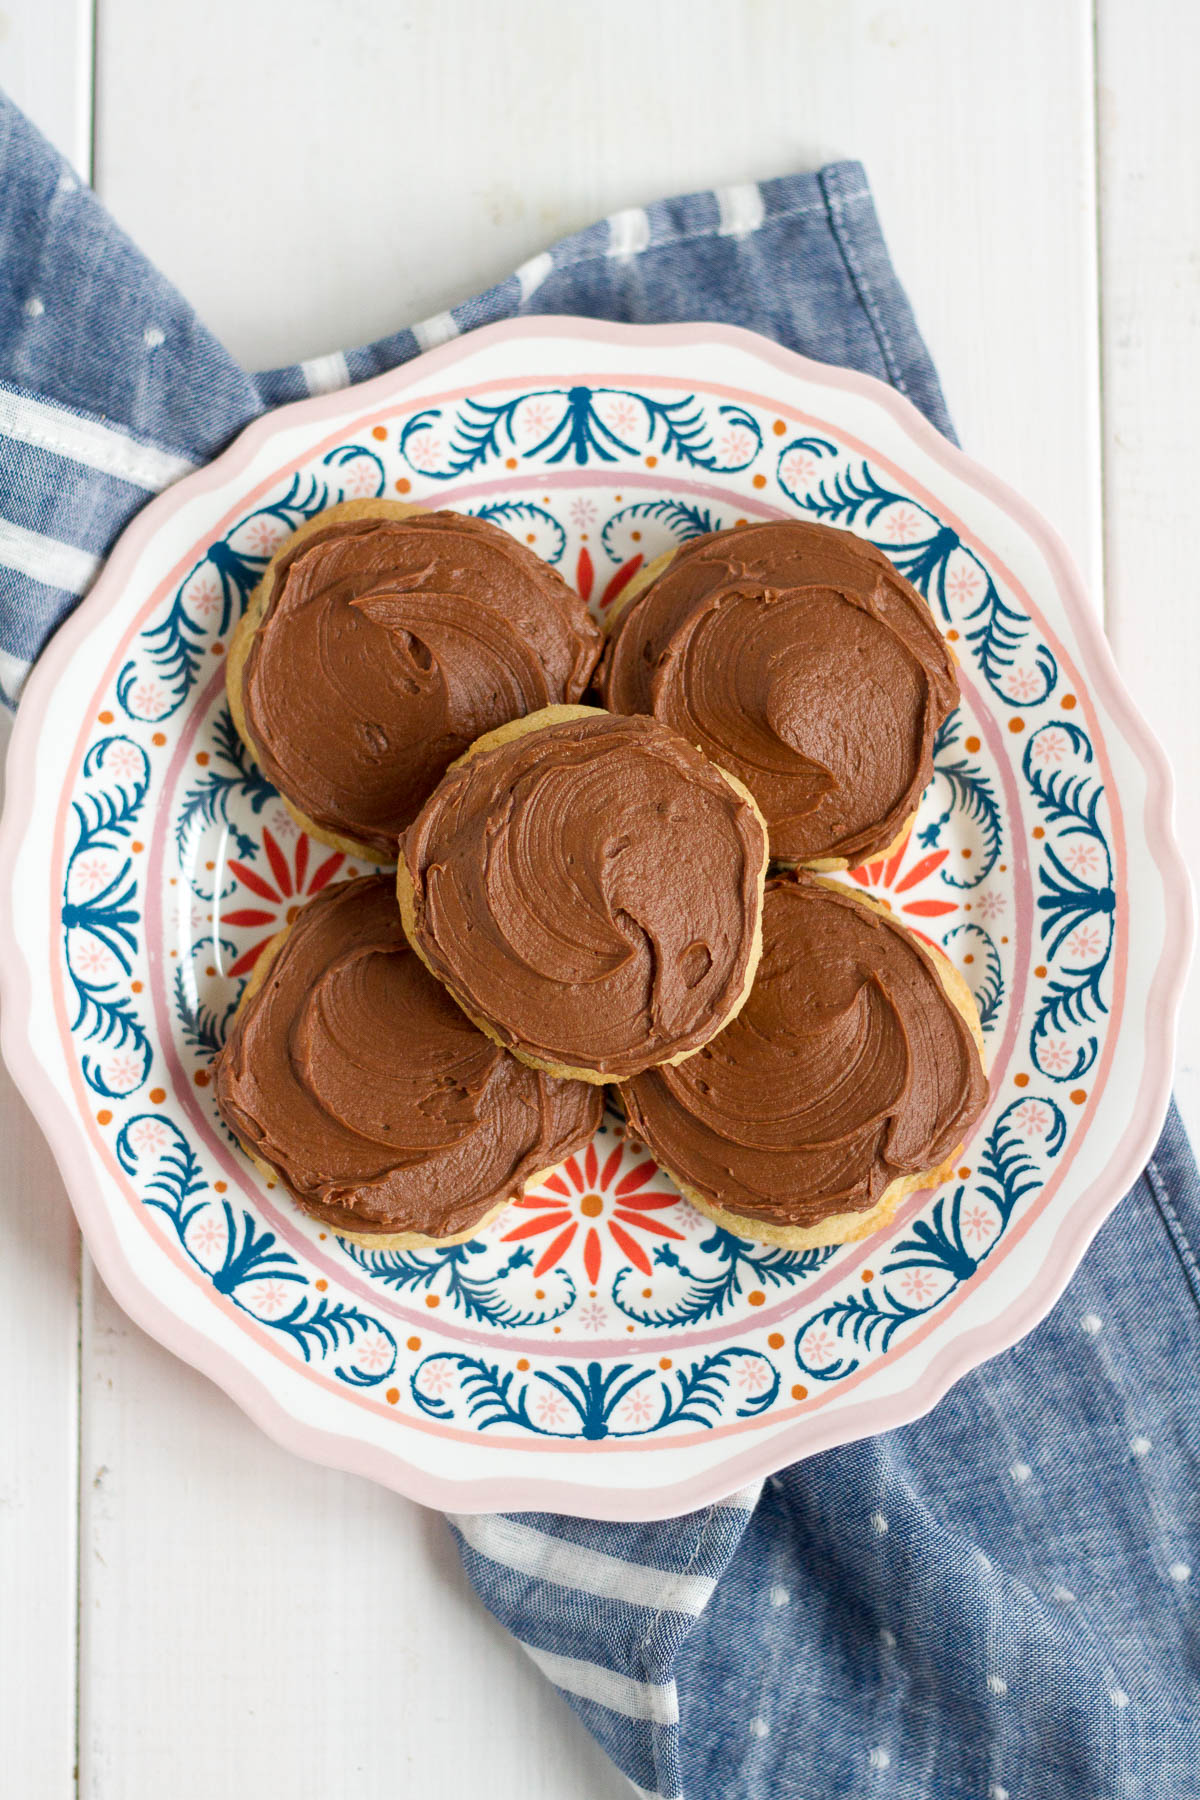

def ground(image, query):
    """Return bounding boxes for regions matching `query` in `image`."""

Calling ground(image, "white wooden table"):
[2,3,1196,1793]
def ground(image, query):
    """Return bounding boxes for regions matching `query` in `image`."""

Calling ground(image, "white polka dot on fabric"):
[1052,1584,1076,1604]
[749,1717,770,1739]
[23,296,44,317]
[1010,1461,1032,1484]
[869,1511,889,1536]
[768,1584,790,1608]
[1080,1312,1103,1335]
[143,325,165,348]
[879,1627,897,1650]
[1130,1435,1152,1458]
[1169,1562,1192,1583]
[1110,1688,1130,1709]
[989,1785,1010,1800]
[869,1747,890,1770]
[987,1674,1008,1696]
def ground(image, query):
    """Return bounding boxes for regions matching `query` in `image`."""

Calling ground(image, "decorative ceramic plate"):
[0,321,1188,1517]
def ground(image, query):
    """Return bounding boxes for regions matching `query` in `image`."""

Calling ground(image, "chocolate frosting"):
[402,710,768,1078]
[622,873,987,1226]
[599,520,959,864]
[213,875,602,1237]
[241,510,602,855]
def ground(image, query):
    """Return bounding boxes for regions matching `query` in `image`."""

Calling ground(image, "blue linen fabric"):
[1,86,1197,1799]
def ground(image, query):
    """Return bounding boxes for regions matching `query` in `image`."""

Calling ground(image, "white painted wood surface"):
[1,1,1196,1793]
[1094,0,1200,1141]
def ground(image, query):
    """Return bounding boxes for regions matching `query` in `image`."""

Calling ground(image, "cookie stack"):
[215,500,988,1253]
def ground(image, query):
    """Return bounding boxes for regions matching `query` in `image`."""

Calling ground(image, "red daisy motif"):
[846,829,958,945]
[221,826,345,978]
[502,1142,684,1284]
[597,553,644,612]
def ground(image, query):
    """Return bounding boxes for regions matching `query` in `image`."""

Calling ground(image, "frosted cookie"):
[213,875,602,1247]
[598,519,959,869]
[227,499,602,860]
[397,706,769,1084]
[620,872,988,1249]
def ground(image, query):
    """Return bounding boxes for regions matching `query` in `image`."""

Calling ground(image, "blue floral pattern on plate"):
[54,373,1114,1440]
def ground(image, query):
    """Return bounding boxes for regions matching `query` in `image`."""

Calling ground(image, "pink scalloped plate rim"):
[0,318,1190,1519]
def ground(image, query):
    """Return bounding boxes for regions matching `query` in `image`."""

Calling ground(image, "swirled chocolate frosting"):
[598,520,959,864]
[213,876,602,1237]
[623,873,987,1226]
[241,510,602,854]
[401,710,768,1078]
